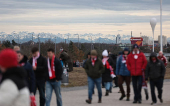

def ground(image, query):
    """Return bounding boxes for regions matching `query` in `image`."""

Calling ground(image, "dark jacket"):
[1,67,27,90]
[29,55,48,80]
[127,51,147,76]
[84,58,105,79]
[19,55,35,93]
[60,51,73,72]
[47,57,63,81]
[116,55,130,76]
[145,52,165,80]
[102,58,114,82]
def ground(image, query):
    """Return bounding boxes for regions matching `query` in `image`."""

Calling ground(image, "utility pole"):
[18,34,19,46]
[91,36,92,50]
[78,34,79,49]
[68,35,70,47]
[160,0,163,52]
[38,35,40,53]
[55,36,56,55]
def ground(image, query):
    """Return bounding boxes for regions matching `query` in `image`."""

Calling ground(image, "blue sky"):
[0,0,170,39]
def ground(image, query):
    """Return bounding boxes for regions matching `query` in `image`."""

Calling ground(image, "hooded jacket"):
[126,51,147,76]
[0,67,29,106]
[116,55,130,76]
[84,58,105,79]
[145,52,165,80]
[60,51,73,72]
[19,55,35,93]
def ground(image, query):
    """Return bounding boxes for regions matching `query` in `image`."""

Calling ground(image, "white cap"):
[102,50,108,56]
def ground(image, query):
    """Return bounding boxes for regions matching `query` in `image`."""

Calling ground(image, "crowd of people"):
[83,44,166,105]
[0,43,167,106]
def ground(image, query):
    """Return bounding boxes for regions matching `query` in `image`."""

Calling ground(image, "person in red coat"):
[157,51,167,67]
[126,44,147,104]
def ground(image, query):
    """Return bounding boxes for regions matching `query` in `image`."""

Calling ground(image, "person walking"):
[157,51,167,67]
[126,44,147,104]
[17,51,35,94]
[102,50,115,96]
[46,48,63,106]
[114,52,122,88]
[145,52,165,105]
[0,49,29,106]
[84,50,105,104]
[29,47,48,106]
[116,48,131,101]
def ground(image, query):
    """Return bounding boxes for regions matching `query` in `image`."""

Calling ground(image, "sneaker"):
[151,102,156,105]
[105,90,109,96]
[119,95,126,100]
[126,97,130,101]
[159,99,163,103]
[98,99,102,103]
[86,99,91,104]
[146,94,149,100]
[138,100,142,104]
[133,100,137,104]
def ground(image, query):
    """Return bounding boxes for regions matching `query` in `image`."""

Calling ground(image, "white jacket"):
[0,79,30,106]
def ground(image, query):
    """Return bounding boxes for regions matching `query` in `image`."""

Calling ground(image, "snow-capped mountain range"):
[0,31,161,44]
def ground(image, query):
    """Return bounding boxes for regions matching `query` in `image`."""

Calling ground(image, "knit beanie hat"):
[91,50,98,56]
[132,44,139,49]
[0,49,18,68]
[102,50,108,56]
[118,51,122,55]
[124,48,129,51]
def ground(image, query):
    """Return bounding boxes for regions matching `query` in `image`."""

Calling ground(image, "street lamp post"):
[150,18,157,52]
[55,36,56,54]
[160,0,163,52]
[38,35,40,53]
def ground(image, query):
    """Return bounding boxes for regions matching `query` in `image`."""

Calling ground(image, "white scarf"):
[102,57,109,65]
[32,53,40,67]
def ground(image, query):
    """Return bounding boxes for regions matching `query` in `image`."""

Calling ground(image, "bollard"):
[62,64,69,86]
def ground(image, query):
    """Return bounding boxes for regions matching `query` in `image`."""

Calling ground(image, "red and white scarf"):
[91,57,97,66]
[32,53,40,67]
[47,55,56,79]
[102,57,116,78]
[122,55,127,67]
[18,63,25,67]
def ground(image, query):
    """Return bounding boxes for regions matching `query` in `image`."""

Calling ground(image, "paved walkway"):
[36,81,170,106]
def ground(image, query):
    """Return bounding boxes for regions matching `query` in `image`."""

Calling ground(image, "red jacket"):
[127,51,147,76]
[157,55,167,67]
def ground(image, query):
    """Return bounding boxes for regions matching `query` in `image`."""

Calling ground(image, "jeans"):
[34,79,46,106]
[88,77,102,100]
[118,76,131,97]
[46,81,62,106]
[132,76,143,101]
[104,82,112,91]
[150,78,164,103]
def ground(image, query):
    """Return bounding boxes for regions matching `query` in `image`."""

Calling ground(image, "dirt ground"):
[61,67,170,87]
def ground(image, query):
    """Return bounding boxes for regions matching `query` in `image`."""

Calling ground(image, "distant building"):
[130,37,143,47]
[141,36,150,45]
[116,34,121,44]
[158,35,167,46]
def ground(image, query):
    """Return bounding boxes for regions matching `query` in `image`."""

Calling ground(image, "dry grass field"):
[61,67,170,87]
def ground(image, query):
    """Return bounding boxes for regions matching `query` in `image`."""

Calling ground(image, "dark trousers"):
[150,78,164,103]
[114,76,118,87]
[34,79,46,106]
[118,76,131,97]
[132,76,143,101]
